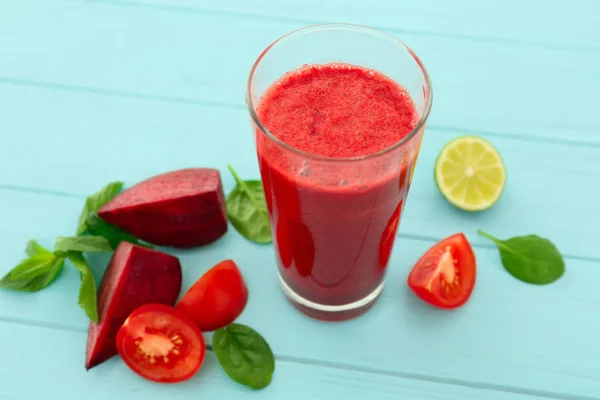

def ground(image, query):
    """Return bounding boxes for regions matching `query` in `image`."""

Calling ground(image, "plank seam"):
[0,316,594,400]
[272,353,596,400]
[0,185,596,263]
[2,77,600,149]
[0,77,243,111]
[87,0,600,53]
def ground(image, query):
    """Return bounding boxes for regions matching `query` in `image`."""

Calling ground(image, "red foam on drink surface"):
[256,63,418,158]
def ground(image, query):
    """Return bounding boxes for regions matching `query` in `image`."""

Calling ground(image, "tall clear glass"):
[246,24,432,321]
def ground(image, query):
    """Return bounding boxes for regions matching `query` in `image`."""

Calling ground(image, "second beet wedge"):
[86,242,182,369]
[98,168,228,248]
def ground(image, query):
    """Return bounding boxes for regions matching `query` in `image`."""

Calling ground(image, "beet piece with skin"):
[98,168,227,248]
[85,242,182,370]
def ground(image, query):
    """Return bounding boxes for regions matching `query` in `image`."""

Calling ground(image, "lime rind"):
[434,135,506,212]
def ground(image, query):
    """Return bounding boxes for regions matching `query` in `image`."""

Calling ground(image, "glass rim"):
[245,23,433,162]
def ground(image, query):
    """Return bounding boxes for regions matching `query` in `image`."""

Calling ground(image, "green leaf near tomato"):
[212,323,275,390]
[226,165,272,244]
[479,230,565,285]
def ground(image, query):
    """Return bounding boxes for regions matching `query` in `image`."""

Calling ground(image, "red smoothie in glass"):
[255,63,419,320]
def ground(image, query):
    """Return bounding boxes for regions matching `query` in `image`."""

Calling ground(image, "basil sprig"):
[1,181,127,322]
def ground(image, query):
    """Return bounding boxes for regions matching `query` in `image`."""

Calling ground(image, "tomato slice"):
[116,304,205,383]
[407,233,476,309]
[176,260,248,332]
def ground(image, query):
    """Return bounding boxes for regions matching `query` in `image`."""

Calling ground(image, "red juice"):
[255,63,421,320]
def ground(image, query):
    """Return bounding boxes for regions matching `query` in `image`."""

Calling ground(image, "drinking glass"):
[246,24,432,321]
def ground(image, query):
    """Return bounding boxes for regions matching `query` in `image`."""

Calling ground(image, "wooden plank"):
[0,321,558,400]
[0,85,598,261]
[103,0,600,50]
[1,189,599,398]
[1,0,600,144]
[1,1,598,398]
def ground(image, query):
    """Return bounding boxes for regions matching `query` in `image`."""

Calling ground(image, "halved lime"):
[434,136,506,212]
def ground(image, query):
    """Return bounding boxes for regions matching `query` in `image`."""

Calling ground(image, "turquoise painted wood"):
[1,321,558,400]
[1,0,599,399]
[2,189,600,398]
[2,0,600,146]
[0,88,598,260]
[2,190,600,397]
[114,0,600,50]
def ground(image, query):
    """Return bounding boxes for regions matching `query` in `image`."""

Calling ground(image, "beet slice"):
[85,242,182,370]
[98,168,227,248]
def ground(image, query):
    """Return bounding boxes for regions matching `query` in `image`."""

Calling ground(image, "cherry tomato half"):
[176,259,248,332]
[116,304,205,383]
[407,233,476,309]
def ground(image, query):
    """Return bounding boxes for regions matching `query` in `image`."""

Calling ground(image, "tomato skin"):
[176,260,248,332]
[116,304,205,384]
[407,233,476,309]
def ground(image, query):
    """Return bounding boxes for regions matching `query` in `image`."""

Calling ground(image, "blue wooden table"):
[2,1,600,399]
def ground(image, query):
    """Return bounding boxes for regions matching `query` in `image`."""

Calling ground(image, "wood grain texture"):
[1,0,600,145]
[104,0,600,50]
[0,189,599,398]
[0,321,559,400]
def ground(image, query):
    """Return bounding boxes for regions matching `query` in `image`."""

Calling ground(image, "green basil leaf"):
[67,252,99,323]
[86,212,151,249]
[76,181,124,235]
[25,240,53,258]
[212,323,275,390]
[479,230,565,285]
[54,236,112,253]
[0,255,65,292]
[226,165,272,244]
[9,254,56,280]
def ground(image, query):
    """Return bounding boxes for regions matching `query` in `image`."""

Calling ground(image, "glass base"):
[278,273,384,322]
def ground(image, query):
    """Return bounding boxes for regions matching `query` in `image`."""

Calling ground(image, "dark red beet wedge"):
[85,242,182,370]
[98,168,227,248]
